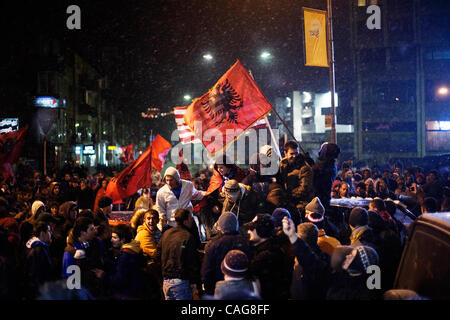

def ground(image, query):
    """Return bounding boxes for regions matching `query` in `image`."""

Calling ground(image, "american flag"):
[174,106,202,144]
[174,106,268,145]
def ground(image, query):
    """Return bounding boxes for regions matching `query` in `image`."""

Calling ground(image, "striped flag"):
[174,106,203,144]
[174,106,268,145]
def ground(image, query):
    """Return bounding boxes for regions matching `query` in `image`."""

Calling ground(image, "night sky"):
[2,0,353,138]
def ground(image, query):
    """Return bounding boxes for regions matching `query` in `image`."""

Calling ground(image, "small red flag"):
[120,144,134,164]
[0,126,28,164]
[183,60,272,154]
[106,135,171,200]
[151,134,172,172]
[105,178,124,205]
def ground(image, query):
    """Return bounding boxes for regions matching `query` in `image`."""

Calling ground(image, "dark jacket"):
[62,238,106,298]
[290,242,330,300]
[201,231,251,295]
[249,237,291,300]
[24,237,54,299]
[77,187,95,210]
[312,143,340,208]
[102,241,148,299]
[156,224,201,284]
[276,155,314,210]
[291,237,380,300]
[59,201,77,238]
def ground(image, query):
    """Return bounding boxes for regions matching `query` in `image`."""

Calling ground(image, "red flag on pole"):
[105,177,124,205]
[0,126,28,164]
[120,144,134,164]
[151,134,172,172]
[174,105,267,145]
[106,135,171,200]
[183,60,272,154]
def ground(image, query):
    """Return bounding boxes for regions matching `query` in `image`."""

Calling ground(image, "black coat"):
[102,248,148,299]
[249,237,292,300]
[312,143,340,208]
[24,241,54,299]
[201,231,251,295]
[77,188,95,210]
[291,237,381,300]
[156,225,201,284]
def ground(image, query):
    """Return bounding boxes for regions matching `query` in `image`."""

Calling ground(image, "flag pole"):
[327,0,337,144]
[248,69,307,155]
[269,106,308,155]
[149,131,153,203]
[264,116,282,160]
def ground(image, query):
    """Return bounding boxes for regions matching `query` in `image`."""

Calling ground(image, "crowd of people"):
[0,140,449,300]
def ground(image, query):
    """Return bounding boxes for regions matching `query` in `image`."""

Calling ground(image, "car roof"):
[419,212,450,232]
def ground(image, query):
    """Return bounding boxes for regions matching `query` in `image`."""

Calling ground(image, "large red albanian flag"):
[183,60,273,154]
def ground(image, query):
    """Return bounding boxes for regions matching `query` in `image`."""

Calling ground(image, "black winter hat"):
[98,195,113,209]
[349,207,369,228]
[271,208,291,228]
[244,213,274,238]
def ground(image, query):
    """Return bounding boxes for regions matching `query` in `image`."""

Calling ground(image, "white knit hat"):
[164,166,181,183]
[31,200,45,217]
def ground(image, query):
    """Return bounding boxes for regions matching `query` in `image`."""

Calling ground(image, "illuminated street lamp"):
[203,53,213,61]
[184,94,192,101]
[438,86,449,96]
[260,51,272,60]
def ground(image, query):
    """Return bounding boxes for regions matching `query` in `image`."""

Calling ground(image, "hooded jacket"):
[59,201,78,236]
[135,224,162,260]
[156,167,204,227]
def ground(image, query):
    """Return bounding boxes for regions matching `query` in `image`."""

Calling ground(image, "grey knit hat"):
[217,211,239,233]
[305,197,325,223]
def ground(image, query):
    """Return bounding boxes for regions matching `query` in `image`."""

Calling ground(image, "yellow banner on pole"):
[303,7,328,67]
[325,115,332,128]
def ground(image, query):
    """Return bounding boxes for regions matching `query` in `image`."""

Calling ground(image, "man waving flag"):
[183,60,273,154]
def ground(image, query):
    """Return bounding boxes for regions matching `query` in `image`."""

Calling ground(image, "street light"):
[203,53,213,61]
[184,94,192,101]
[438,86,449,96]
[260,51,272,60]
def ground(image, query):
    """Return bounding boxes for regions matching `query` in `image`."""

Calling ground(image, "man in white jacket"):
[156,167,205,231]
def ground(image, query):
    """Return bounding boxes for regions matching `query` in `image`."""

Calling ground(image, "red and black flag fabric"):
[0,126,28,164]
[120,144,134,164]
[106,135,171,203]
[183,60,273,154]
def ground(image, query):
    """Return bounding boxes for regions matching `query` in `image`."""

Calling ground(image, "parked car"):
[388,212,450,300]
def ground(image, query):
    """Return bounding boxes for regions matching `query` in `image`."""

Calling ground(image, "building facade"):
[351,0,450,162]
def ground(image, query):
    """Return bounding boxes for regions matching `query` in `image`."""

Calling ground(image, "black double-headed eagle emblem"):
[201,79,243,126]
